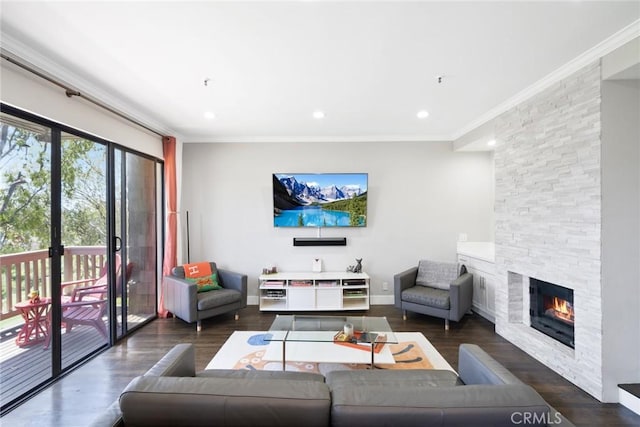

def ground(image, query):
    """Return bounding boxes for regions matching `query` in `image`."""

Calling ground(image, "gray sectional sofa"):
[91,343,574,427]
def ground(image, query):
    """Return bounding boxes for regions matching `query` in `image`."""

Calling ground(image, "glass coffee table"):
[262,315,397,369]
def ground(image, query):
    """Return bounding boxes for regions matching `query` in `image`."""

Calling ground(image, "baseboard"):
[619,385,640,416]
[370,294,395,305]
[472,304,496,323]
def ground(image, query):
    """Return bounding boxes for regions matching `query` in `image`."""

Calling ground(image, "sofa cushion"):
[197,288,241,311]
[119,376,331,427]
[197,369,325,383]
[326,369,461,389]
[402,286,450,309]
[329,384,551,427]
[416,260,459,290]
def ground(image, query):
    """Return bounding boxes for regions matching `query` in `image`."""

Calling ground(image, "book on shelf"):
[333,330,386,353]
[265,290,286,298]
[343,279,366,286]
[290,280,313,287]
[262,280,285,287]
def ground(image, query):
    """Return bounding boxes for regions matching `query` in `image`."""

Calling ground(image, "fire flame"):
[550,297,574,323]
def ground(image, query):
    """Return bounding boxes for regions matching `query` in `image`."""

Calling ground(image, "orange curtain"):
[159,136,177,317]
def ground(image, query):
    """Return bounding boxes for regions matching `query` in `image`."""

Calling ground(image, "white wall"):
[601,78,640,400]
[180,141,494,303]
[1,61,162,158]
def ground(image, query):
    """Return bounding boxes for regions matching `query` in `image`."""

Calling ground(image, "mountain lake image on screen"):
[273,173,367,227]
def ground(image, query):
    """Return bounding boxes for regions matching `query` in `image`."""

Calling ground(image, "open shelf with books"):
[258,272,370,311]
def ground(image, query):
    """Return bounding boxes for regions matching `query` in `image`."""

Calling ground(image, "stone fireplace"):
[493,53,640,403]
[529,279,575,349]
[494,61,604,400]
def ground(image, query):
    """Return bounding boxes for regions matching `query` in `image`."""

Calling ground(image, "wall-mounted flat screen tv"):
[273,173,367,227]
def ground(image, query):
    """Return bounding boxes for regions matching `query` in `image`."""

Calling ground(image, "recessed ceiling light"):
[417,110,429,119]
[204,111,216,120]
[487,139,496,146]
[313,110,325,119]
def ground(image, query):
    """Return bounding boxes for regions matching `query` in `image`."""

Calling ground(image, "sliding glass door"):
[113,148,158,338]
[0,113,53,408]
[60,132,109,370]
[0,104,162,414]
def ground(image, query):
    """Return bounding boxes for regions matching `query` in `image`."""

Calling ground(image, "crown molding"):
[452,19,640,141]
[183,134,451,144]
[0,31,176,139]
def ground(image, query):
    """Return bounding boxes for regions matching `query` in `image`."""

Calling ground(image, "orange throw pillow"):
[183,262,212,278]
[183,262,221,292]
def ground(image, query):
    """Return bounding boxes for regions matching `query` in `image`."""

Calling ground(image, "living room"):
[1,1,639,426]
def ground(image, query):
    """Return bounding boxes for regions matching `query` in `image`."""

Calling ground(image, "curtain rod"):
[1,52,166,138]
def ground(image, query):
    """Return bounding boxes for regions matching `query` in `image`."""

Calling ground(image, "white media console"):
[258,272,370,311]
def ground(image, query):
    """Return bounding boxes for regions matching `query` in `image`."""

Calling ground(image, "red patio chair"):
[61,256,134,338]
[61,284,109,338]
[61,254,122,302]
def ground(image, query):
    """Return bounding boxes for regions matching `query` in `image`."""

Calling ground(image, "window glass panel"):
[124,153,157,330]
[60,132,108,369]
[0,113,52,409]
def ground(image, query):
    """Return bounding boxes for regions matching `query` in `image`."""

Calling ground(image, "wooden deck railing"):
[0,246,106,320]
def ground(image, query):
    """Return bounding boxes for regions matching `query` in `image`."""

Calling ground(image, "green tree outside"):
[0,120,107,255]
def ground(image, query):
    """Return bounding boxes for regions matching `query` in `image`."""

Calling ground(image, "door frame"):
[0,103,163,413]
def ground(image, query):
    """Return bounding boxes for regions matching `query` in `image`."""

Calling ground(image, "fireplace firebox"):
[529,278,574,348]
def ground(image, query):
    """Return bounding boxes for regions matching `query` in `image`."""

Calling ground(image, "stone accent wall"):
[494,61,603,399]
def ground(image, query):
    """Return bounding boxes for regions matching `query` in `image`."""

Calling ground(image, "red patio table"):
[15,297,51,348]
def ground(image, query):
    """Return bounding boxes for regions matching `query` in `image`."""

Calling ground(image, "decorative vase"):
[28,289,40,303]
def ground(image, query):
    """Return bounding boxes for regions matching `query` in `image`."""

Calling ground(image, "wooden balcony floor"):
[1,322,108,408]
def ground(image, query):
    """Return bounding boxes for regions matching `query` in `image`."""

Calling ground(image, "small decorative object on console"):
[346,258,363,273]
[262,266,278,274]
[312,258,322,272]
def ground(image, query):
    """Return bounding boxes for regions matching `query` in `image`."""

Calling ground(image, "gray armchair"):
[163,262,247,331]
[394,259,473,330]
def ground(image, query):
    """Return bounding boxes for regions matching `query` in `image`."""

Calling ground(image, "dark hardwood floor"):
[2,306,639,426]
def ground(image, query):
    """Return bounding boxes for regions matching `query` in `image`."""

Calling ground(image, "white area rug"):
[206,331,455,375]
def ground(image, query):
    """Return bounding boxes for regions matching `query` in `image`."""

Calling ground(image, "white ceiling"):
[1,1,639,144]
